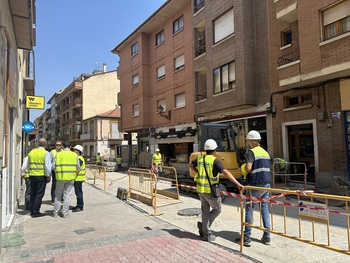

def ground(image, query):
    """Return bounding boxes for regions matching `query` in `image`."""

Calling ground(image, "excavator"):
[187,122,246,194]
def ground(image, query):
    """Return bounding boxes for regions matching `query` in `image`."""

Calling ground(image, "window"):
[157,65,165,79]
[110,122,119,139]
[156,30,164,46]
[173,16,184,34]
[322,0,350,40]
[174,54,185,71]
[132,73,139,86]
[214,9,234,43]
[133,104,139,116]
[213,61,236,94]
[281,29,292,46]
[131,42,138,56]
[175,93,185,108]
[285,92,312,108]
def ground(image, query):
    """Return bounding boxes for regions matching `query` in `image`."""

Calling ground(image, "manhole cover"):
[178,208,201,216]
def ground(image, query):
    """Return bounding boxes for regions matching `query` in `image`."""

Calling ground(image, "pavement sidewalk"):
[0,170,253,263]
[1,169,349,262]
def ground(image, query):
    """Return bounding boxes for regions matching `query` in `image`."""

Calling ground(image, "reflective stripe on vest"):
[28,148,47,177]
[196,155,219,194]
[153,153,162,165]
[75,155,86,182]
[250,146,271,185]
[55,150,77,180]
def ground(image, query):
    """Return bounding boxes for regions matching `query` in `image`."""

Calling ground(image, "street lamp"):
[157,105,171,120]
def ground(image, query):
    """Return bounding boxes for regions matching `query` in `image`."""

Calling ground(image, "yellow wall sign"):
[26,96,45,109]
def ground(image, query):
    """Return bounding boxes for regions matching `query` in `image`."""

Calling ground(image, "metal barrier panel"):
[128,168,162,216]
[155,166,180,203]
[272,161,308,189]
[91,165,107,191]
[238,186,350,255]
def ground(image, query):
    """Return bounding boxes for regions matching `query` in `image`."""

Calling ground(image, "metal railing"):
[277,50,300,67]
[272,161,308,189]
[237,186,350,255]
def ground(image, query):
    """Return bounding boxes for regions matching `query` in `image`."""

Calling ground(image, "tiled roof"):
[96,108,120,118]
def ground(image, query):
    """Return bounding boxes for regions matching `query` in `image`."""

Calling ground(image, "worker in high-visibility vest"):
[133,150,138,165]
[152,148,162,173]
[116,156,122,169]
[50,140,63,205]
[27,138,52,218]
[189,139,244,242]
[53,140,79,218]
[72,145,85,212]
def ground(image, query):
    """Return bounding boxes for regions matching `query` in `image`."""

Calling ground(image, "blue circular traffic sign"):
[22,121,35,133]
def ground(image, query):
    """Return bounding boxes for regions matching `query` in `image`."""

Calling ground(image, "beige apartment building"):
[268,0,350,186]
[55,67,121,159]
[112,0,195,170]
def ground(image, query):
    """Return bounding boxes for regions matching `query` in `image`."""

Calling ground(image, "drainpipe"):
[0,25,10,168]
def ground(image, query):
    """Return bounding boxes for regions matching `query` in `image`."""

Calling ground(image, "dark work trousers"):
[51,170,56,203]
[24,178,31,211]
[30,176,47,215]
[74,181,84,209]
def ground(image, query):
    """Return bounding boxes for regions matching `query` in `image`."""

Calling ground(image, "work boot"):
[203,234,216,242]
[235,236,251,247]
[261,236,271,245]
[197,221,204,237]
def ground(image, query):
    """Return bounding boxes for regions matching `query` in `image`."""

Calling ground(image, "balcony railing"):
[80,133,95,140]
[277,50,300,67]
[194,0,205,13]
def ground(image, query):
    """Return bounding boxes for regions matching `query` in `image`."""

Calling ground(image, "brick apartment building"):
[113,0,350,185]
[112,0,196,172]
[268,0,350,186]
[192,0,271,155]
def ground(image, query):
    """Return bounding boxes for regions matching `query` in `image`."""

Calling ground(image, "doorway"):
[287,124,315,182]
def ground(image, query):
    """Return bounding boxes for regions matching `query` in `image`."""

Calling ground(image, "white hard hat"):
[246,130,261,140]
[204,139,218,150]
[155,148,160,152]
[73,145,83,154]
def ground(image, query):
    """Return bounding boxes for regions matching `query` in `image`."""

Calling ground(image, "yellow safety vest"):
[116,157,122,164]
[28,148,47,177]
[195,155,219,194]
[75,155,86,182]
[96,155,101,163]
[55,150,77,181]
[153,153,162,165]
[24,168,29,178]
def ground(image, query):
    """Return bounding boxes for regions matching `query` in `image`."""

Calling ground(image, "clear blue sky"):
[30,0,166,121]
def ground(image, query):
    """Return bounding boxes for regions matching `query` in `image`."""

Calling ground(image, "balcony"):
[80,133,94,140]
[194,0,205,14]
[277,50,300,67]
[195,31,206,57]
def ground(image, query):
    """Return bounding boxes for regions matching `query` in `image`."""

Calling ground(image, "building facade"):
[192,0,271,150]
[268,0,350,186]
[0,0,36,232]
[113,0,196,171]
[54,68,120,154]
